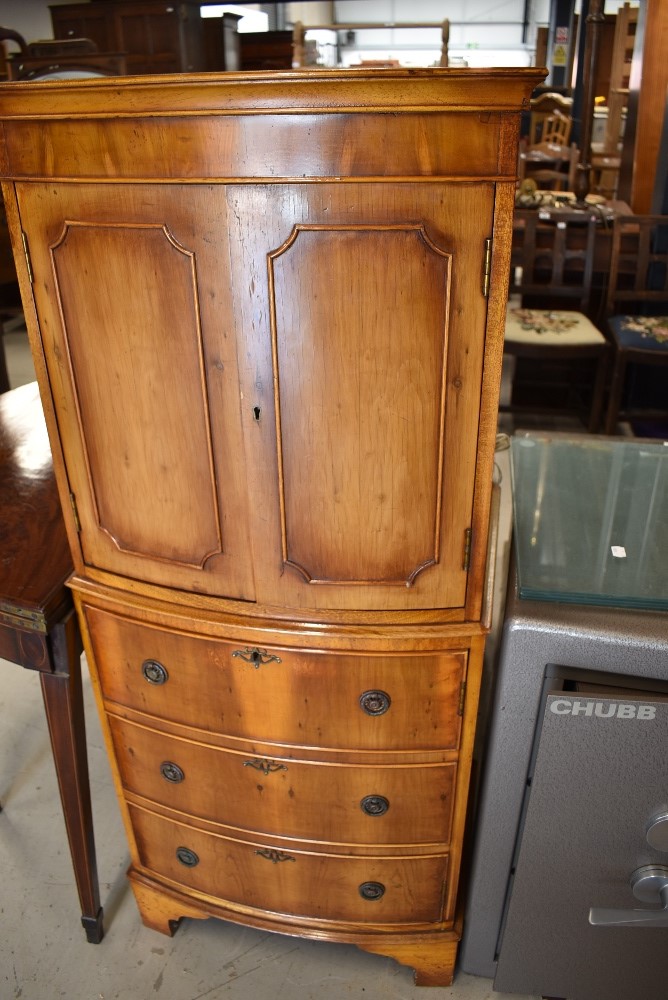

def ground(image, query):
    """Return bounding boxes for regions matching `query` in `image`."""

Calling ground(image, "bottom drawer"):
[129,804,448,925]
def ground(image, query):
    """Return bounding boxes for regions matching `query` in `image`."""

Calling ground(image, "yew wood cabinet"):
[0,68,543,985]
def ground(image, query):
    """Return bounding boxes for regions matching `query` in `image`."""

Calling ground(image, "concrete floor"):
[0,655,540,1000]
[0,327,544,1000]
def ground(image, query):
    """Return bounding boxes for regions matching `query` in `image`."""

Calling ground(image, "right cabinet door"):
[228,182,495,612]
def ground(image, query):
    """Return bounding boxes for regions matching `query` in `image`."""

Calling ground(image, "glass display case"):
[511,433,668,610]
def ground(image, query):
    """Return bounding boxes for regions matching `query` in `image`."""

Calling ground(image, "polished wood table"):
[0,382,103,942]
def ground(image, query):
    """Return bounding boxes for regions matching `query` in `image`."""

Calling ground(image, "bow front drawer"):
[84,605,467,753]
[109,715,457,846]
[129,803,450,925]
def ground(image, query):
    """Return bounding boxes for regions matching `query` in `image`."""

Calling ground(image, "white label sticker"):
[611,545,627,558]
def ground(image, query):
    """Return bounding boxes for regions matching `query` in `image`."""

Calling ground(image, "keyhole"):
[253,406,261,422]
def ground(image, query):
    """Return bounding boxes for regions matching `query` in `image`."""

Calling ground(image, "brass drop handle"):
[160,761,184,783]
[142,659,168,685]
[176,847,199,868]
[359,881,385,901]
[232,647,282,668]
[360,795,389,817]
[359,690,391,716]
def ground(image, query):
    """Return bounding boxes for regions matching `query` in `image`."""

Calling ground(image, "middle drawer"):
[108,715,456,847]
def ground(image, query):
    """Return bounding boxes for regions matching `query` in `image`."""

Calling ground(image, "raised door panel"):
[228,183,494,611]
[270,224,449,588]
[17,183,255,600]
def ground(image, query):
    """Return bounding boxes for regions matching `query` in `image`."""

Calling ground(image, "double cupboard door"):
[18,180,494,613]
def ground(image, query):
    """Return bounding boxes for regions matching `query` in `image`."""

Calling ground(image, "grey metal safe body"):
[460,585,668,999]
[460,435,668,1000]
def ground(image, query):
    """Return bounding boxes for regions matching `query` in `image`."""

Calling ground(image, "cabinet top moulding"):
[0,67,546,120]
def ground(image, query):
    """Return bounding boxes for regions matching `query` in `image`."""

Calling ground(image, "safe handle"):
[589,866,668,927]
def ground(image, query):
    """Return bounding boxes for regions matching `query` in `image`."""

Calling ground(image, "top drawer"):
[84,605,467,753]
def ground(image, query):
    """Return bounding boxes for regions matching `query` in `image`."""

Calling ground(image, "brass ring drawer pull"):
[243,758,288,775]
[142,659,168,685]
[359,690,391,716]
[232,647,282,668]
[160,761,185,783]
[359,881,385,901]
[254,848,296,864]
[176,847,199,868]
[360,794,389,817]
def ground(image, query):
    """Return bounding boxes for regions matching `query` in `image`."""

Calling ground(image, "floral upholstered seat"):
[505,305,606,347]
[603,216,668,433]
[607,315,668,351]
[502,212,608,431]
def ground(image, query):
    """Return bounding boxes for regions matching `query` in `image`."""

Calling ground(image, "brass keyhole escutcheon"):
[232,647,282,668]
[254,848,295,864]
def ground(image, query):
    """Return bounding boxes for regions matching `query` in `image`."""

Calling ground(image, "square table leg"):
[38,611,104,943]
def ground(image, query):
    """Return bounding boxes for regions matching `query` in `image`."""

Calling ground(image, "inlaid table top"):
[0,381,72,632]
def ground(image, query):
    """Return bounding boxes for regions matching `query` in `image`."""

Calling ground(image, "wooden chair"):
[518,141,579,192]
[529,92,573,145]
[0,26,125,80]
[590,3,638,199]
[502,211,609,431]
[542,110,572,147]
[603,214,668,433]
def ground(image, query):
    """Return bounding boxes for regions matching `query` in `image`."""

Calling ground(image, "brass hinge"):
[482,237,493,297]
[69,493,81,533]
[458,680,467,716]
[463,527,472,571]
[21,231,33,285]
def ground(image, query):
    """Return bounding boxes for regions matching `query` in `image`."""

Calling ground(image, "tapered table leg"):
[39,611,104,943]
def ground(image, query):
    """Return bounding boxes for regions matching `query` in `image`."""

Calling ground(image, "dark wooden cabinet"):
[49,3,114,53]
[0,68,544,985]
[239,30,293,71]
[50,1,218,73]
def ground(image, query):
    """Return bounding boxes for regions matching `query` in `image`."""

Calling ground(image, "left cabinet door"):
[16,183,256,601]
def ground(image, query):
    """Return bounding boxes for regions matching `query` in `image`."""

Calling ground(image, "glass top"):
[511,433,668,610]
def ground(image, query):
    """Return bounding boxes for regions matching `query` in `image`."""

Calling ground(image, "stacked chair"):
[502,211,609,432]
[603,215,668,433]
